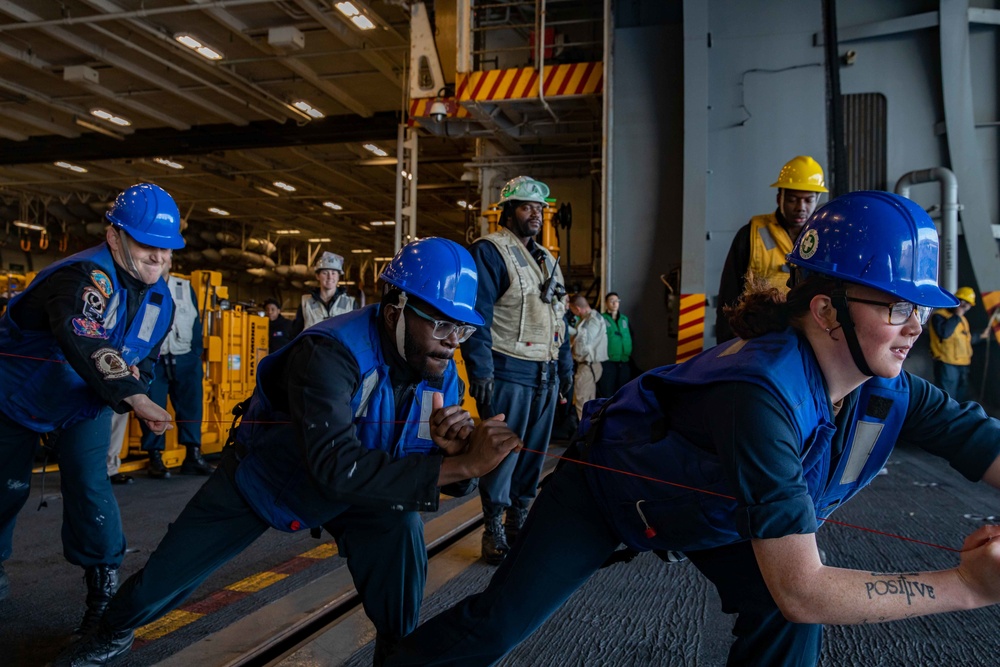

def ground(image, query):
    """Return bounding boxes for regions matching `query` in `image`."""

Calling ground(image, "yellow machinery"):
[120,270,268,469]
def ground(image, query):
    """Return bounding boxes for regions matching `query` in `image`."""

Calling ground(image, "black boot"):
[53,622,134,667]
[504,506,529,547]
[0,560,9,601]
[147,450,171,479]
[180,445,213,475]
[481,512,509,566]
[76,565,119,636]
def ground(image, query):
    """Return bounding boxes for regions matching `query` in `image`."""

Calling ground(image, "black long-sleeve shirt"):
[10,254,171,412]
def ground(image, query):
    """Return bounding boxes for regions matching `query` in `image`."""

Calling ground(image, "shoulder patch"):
[81,286,106,321]
[72,317,108,339]
[89,270,113,299]
[91,347,131,380]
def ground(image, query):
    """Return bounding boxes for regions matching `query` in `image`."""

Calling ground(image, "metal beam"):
[812,11,939,45]
[0,112,400,165]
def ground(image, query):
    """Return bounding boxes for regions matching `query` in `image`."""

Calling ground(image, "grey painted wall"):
[608,21,684,372]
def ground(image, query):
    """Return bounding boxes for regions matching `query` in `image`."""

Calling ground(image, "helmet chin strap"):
[114,227,142,281]
[394,292,409,360]
[831,287,874,377]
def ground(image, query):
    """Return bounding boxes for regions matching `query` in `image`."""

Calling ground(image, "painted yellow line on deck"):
[226,570,289,593]
[136,609,205,640]
[300,542,338,559]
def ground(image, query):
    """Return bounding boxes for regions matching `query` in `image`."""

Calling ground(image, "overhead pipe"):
[894,167,959,293]
[535,0,560,123]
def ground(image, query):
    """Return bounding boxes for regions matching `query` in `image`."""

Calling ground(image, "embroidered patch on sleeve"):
[91,347,131,379]
[81,286,107,321]
[89,270,113,299]
[72,317,108,339]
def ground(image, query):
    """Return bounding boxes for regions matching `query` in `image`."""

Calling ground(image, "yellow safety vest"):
[747,213,794,293]
[929,310,972,365]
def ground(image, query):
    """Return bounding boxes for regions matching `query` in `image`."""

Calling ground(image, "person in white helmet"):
[291,251,356,334]
[461,175,572,566]
[716,156,828,344]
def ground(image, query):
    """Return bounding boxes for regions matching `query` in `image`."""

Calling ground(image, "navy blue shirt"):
[460,238,570,386]
[662,374,1000,540]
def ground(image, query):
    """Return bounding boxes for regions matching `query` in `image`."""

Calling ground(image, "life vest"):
[159,276,198,356]
[233,305,459,532]
[602,312,632,362]
[482,226,565,362]
[301,291,355,329]
[929,309,972,365]
[0,244,173,432]
[747,213,794,293]
[582,329,908,553]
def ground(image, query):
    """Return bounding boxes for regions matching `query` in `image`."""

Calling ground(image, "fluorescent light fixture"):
[208,207,230,216]
[292,100,325,119]
[153,157,184,170]
[54,161,87,173]
[308,237,332,242]
[401,169,413,181]
[367,220,396,226]
[13,220,45,231]
[272,181,296,192]
[256,186,280,197]
[90,108,131,127]
[174,33,224,60]
[358,224,372,231]
[350,248,373,254]
[457,200,468,208]
[323,201,343,210]
[275,229,301,235]
[363,143,388,157]
[351,15,375,30]
[335,2,361,17]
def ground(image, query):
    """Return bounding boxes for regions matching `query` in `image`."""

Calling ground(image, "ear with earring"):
[825,324,843,341]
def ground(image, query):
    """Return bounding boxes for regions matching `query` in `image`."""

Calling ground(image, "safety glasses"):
[845,297,932,325]
[406,303,477,343]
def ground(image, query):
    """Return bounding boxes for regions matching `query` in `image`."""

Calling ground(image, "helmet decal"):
[798,229,819,260]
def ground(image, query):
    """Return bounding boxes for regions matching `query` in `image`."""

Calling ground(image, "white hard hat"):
[314,252,344,273]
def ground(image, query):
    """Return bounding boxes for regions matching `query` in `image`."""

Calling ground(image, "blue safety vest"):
[0,244,173,432]
[582,329,908,553]
[234,305,460,532]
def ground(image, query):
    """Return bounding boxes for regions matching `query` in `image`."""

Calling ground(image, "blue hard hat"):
[380,237,484,326]
[787,190,958,308]
[105,183,185,250]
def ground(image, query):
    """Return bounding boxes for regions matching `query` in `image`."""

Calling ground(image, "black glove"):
[559,375,573,400]
[469,377,494,407]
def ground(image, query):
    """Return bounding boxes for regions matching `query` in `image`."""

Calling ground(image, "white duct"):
[274,264,312,279]
[894,167,959,293]
[220,248,276,268]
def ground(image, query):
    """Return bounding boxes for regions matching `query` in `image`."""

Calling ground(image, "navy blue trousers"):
[934,360,970,403]
[477,377,559,517]
[0,407,126,568]
[139,352,203,450]
[105,446,426,644]
[386,462,822,667]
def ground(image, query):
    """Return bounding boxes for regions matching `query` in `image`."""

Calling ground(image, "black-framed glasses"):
[406,303,477,342]
[845,297,932,325]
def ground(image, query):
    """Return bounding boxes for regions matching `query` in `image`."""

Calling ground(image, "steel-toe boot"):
[481,513,509,566]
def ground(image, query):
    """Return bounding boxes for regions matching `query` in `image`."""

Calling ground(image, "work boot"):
[481,513,509,566]
[147,450,171,479]
[53,622,134,667]
[108,473,134,485]
[504,506,529,547]
[76,565,119,636]
[180,445,213,475]
[0,561,9,601]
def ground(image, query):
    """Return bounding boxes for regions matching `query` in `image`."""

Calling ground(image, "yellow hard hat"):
[954,286,976,305]
[770,156,829,193]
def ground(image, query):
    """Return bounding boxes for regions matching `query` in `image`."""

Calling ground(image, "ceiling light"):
[54,161,87,173]
[256,186,280,197]
[358,224,371,231]
[272,181,296,192]
[90,108,131,127]
[208,207,229,216]
[350,248,373,254]
[275,229,301,235]
[374,256,394,262]
[368,220,395,227]
[174,33,224,60]
[308,237,332,243]
[74,117,126,140]
[292,100,325,119]
[153,157,184,170]
[350,15,375,30]
[323,201,343,210]
[13,220,45,231]
[457,200,468,208]
[335,2,361,17]
[363,143,388,157]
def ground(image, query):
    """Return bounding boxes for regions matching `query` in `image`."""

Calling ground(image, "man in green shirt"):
[599,292,633,397]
